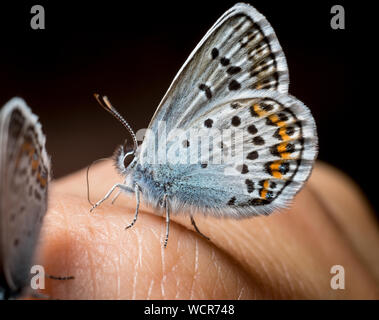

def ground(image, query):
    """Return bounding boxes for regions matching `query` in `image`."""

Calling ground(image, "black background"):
[1,1,377,215]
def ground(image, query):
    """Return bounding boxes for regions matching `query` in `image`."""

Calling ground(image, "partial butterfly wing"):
[0,98,50,298]
[163,89,318,217]
[140,3,289,160]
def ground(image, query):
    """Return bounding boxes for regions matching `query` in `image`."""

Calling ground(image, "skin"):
[36,160,379,299]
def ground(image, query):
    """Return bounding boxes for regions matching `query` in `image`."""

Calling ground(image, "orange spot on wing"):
[278,143,287,153]
[254,104,267,117]
[271,161,281,171]
[278,127,290,141]
[31,159,39,171]
[37,173,47,188]
[269,114,278,123]
[272,171,282,179]
[270,161,283,179]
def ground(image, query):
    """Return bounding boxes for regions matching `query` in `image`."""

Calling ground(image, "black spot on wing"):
[34,190,41,200]
[227,66,242,75]
[273,126,296,140]
[261,102,274,112]
[286,126,295,136]
[204,119,213,128]
[182,140,190,148]
[247,124,258,135]
[245,179,254,193]
[228,197,236,206]
[199,84,212,99]
[252,198,271,206]
[231,116,241,127]
[247,151,258,160]
[228,80,241,91]
[266,117,276,126]
[231,102,241,109]
[252,136,265,146]
[211,48,219,59]
[278,113,289,121]
[220,57,230,66]
[237,164,249,174]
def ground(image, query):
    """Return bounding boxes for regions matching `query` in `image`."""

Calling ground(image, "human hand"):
[37,160,379,299]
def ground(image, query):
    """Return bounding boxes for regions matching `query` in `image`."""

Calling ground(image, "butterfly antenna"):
[94,93,138,152]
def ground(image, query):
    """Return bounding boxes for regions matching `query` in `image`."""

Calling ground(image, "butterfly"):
[0,97,51,299]
[91,3,318,248]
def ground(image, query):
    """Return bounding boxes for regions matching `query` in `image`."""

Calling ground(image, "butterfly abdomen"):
[133,162,224,214]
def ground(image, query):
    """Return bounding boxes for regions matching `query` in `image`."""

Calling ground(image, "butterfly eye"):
[123,151,133,169]
[121,143,135,169]
[114,143,134,173]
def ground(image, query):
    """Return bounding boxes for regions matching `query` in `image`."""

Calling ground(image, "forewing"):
[140,3,289,159]
[0,98,50,293]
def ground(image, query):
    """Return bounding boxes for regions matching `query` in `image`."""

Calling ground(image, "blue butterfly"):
[90,3,318,248]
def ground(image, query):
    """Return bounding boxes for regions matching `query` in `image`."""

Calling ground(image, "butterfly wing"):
[134,3,317,217]
[163,90,317,217]
[0,98,50,296]
[140,3,289,159]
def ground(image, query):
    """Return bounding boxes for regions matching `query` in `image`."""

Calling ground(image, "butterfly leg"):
[111,191,122,204]
[111,179,127,204]
[190,216,210,241]
[163,194,170,248]
[125,184,140,230]
[90,183,134,212]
